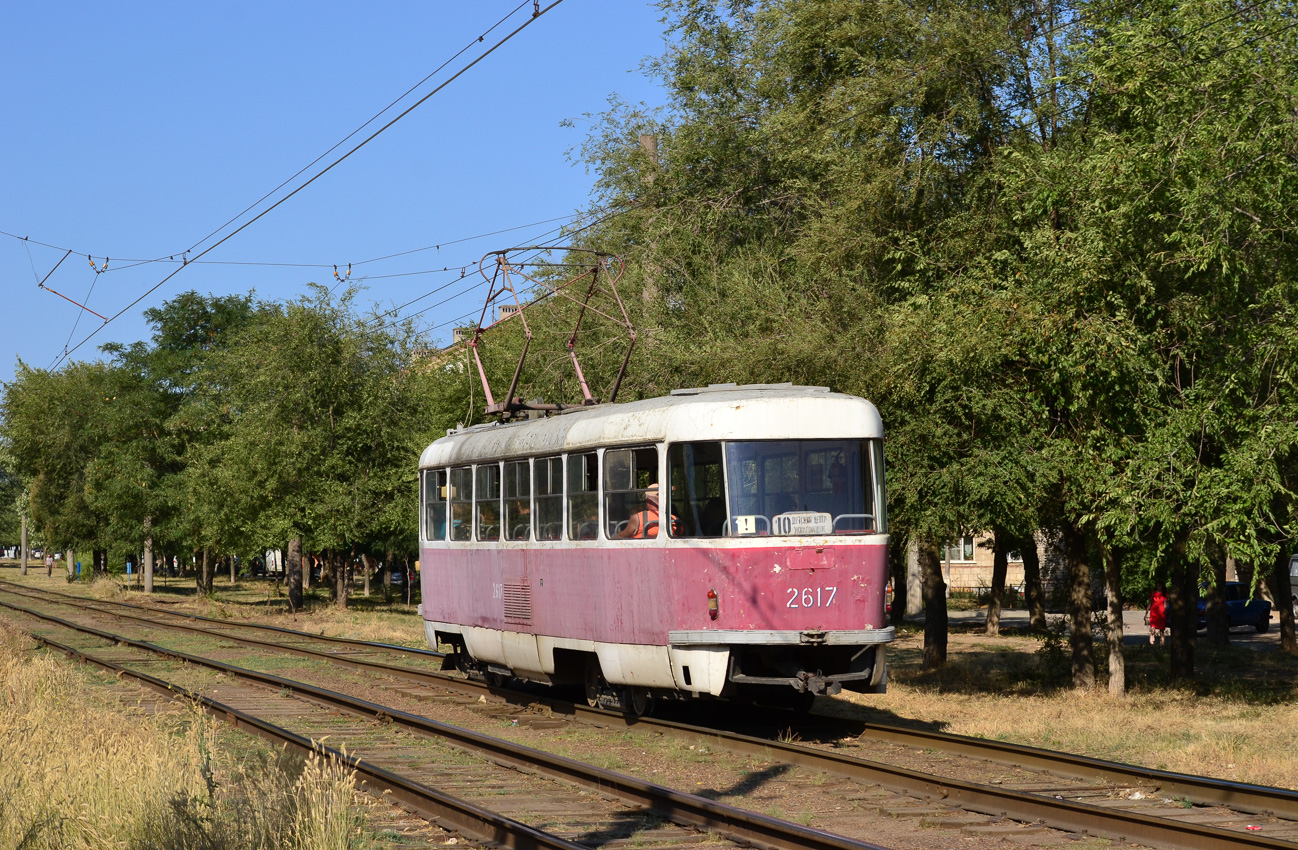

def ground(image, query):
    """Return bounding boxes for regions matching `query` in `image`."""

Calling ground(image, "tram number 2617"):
[786,586,837,608]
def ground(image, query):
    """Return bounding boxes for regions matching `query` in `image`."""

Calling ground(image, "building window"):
[946,535,975,563]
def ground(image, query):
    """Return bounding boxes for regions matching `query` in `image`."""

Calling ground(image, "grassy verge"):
[0,623,371,850]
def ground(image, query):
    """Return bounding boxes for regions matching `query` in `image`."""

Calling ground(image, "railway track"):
[3,580,1298,850]
[0,587,888,850]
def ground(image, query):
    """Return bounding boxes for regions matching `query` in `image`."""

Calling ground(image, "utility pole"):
[19,514,27,576]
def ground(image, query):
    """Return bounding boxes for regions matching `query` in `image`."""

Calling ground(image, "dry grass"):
[834,625,1298,791]
[0,623,371,850]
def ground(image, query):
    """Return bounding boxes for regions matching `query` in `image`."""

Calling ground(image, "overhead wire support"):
[34,249,73,290]
[41,285,109,322]
[49,0,566,370]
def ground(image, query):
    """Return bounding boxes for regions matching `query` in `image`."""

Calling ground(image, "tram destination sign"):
[772,511,833,536]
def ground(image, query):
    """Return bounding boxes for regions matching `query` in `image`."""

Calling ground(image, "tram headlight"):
[707,588,719,620]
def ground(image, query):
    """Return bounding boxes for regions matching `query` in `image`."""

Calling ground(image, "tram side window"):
[423,469,448,541]
[534,456,563,541]
[604,446,660,539]
[566,452,599,540]
[503,460,531,541]
[667,443,725,537]
[476,464,501,541]
[448,467,473,541]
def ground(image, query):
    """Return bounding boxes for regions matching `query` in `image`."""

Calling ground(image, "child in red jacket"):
[1148,583,1169,645]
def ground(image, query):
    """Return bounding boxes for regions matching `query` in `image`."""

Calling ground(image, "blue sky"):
[0,2,670,385]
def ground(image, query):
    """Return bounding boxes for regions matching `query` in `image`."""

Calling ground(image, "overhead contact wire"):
[52,0,566,369]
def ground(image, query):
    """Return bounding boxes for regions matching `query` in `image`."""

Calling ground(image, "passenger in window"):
[616,483,679,539]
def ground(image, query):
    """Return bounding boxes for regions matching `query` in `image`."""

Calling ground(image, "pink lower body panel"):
[420,538,892,696]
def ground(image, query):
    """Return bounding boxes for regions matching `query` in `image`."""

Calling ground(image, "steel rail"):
[0,580,445,659]
[561,704,1298,825]
[8,582,1297,828]
[0,582,449,687]
[0,598,892,850]
[17,630,588,850]
[5,583,1298,850]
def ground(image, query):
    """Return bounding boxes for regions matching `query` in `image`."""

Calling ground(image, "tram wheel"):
[584,657,605,708]
[627,687,653,717]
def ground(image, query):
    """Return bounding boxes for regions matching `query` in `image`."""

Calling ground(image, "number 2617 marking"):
[786,587,837,608]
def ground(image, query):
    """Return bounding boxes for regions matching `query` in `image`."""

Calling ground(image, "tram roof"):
[419,384,883,468]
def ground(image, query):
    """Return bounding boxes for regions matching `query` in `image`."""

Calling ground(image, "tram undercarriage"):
[432,622,887,714]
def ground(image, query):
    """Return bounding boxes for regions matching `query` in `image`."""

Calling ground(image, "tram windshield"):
[724,439,882,536]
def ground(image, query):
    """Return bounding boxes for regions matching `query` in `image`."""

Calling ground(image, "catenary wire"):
[50,0,566,370]
[182,1,535,257]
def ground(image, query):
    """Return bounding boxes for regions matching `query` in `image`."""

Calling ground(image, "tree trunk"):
[229,554,236,584]
[334,552,349,610]
[1104,544,1125,696]
[19,515,27,576]
[986,530,1009,636]
[362,553,373,597]
[287,538,304,611]
[888,529,907,627]
[918,538,948,669]
[66,549,75,579]
[1167,533,1196,681]
[303,554,311,590]
[1265,550,1297,654]
[1061,521,1094,689]
[199,549,211,593]
[1021,533,1047,631]
[321,552,337,603]
[1204,549,1229,645]
[143,516,154,594]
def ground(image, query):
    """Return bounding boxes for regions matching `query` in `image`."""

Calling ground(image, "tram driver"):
[615,483,679,539]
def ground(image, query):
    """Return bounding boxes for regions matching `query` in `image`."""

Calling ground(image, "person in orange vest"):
[616,483,678,538]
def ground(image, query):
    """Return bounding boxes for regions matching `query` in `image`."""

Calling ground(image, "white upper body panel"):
[419,384,883,468]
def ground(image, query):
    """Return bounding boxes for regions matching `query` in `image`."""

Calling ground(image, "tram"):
[417,383,893,712]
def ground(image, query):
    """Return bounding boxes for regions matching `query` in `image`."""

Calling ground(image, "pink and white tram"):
[417,383,893,711]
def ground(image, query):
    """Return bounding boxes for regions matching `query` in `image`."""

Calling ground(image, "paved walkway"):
[905,607,1281,649]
